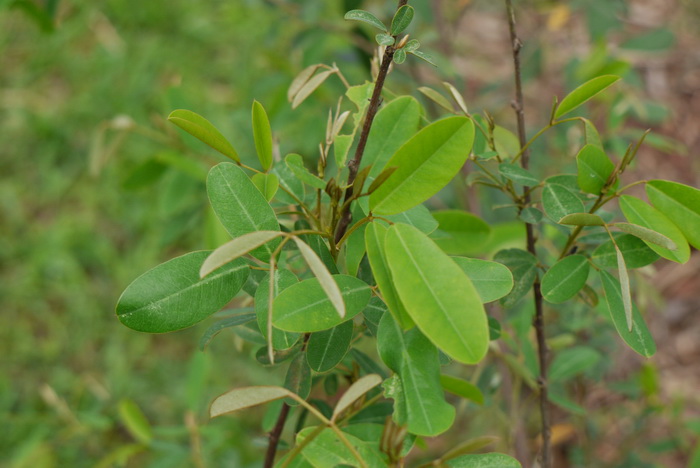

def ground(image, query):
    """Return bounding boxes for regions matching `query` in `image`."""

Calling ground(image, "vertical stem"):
[264,403,291,468]
[504,1,551,467]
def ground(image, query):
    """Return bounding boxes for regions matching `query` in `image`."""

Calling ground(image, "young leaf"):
[646,180,700,249]
[344,9,387,31]
[493,249,538,307]
[440,375,484,405]
[431,210,491,255]
[285,153,327,189]
[384,223,489,364]
[251,172,279,201]
[409,50,437,67]
[591,234,659,269]
[306,320,354,373]
[393,48,407,64]
[375,33,395,46]
[292,70,334,109]
[418,86,455,113]
[168,109,240,162]
[549,346,601,381]
[599,270,656,357]
[332,374,383,422]
[443,81,469,114]
[116,252,249,333]
[293,237,345,318]
[447,453,522,468]
[541,254,590,304]
[288,64,321,102]
[200,231,283,277]
[210,386,293,418]
[255,269,300,351]
[558,213,605,226]
[207,163,281,262]
[272,275,371,333]
[365,223,414,329]
[404,39,420,53]
[616,244,633,331]
[554,75,621,118]
[542,183,585,222]
[451,257,514,303]
[576,144,615,194]
[498,163,539,186]
[390,5,414,35]
[251,100,273,171]
[619,195,689,263]
[613,223,676,251]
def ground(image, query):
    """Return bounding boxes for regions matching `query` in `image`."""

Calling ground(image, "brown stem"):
[505,1,551,467]
[334,1,408,244]
[264,403,291,468]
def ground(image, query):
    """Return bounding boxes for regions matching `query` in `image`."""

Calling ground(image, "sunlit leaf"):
[251,172,279,201]
[252,100,273,171]
[168,109,239,162]
[431,210,491,255]
[646,180,700,249]
[558,213,605,226]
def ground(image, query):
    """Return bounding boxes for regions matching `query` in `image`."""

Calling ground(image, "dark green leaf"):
[390,5,414,35]
[199,313,256,350]
[284,354,311,406]
[307,321,354,373]
[494,249,538,307]
[621,28,675,52]
[555,75,621,118]
[393,48,407,64]
[541,255,590,304]
[520,207,543,224]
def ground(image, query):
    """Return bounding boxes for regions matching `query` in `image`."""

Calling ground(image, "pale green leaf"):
[344,9,387,31]
[409,49,437,67]
[200,231,283,278]
[498,163,539,186]
[118,399,152,445]
[292,70,334,109]
[288,64,322,102]
[332,374,383,421]
[375,33,394,46]
[285,153,327,189]
[210,386,293,418]
[168,109,239,162]
[591,234,659,269]
[251,172,279,201]
[451,257,514,303]
[255,269,300,351]
[393,48,407,64]
[616,244,633,331]
[558,213,605,226]
[418,86,454,113]
[443,81,468,114]
[614,222,676,251]
[431,210,491,255]
[447,453,522,468]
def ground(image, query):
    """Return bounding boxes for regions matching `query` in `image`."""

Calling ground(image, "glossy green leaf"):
[549,346,601,381]
[167,109,240,162]
[384,204,439,234]
[365,223,414,329]
[409,50,437,67]
[558,213,605,226]
[541,254,590,304]
[273,275,371,333]
[646,180,700,249]
[332,374,383,421]
[447,453,522,468]
[555,75,621,118]
[200,231,283,277]
[369,117,474,215]
[451,257,514,303]
[599,271,656,357]
[199,313,256,350]
[390,5,414,35]
[307,320,354,373]
[385,224,489,364]
[256,269,300,351]
[499,163,539,186]
[542,183,585,222]
[293,237,345,317]
[251,172,279,202]
[360,96,421,179]
[344,9,387,31]
[117,251,248,333]
[210,386,293,418]
[431,210,491,255]
[418,86,455,113]
[591,234,659,269]
[285,153,327,189]
[292,70,334,109]
[576,144,615,194]
[207,163,281,262]
[378,314,455,436]
[493,249,538,307]
[284,353,311,405]
[251,100,273,171]
[440,375,484,405]
[375,33,395,46]
[619,195,689,263]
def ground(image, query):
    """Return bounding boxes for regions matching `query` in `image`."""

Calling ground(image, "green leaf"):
[542,183,585,222]
[520,207,543,224]
[390,5,414,35]
[440,375,484,405]
[431,210,491,255]
[591,234,659,269]
[332,374,383,421]
[384,204,439,234]
[284,354,311,405]
[393,48,407,64]
[443,81,468,114]
[493,249,538,308]
[616,243,633,331]
[614,222,676,251]
[409,49,437,67]
[375,33,394,46]
[646,180,700,249]
[599,270,656,357]
[344,222,367,277]
[576,144,615,194]
[333,134,353,168]
[293,237,345,318]
[451,257,514,303]
[251,172,279,201]
[360,96,422,179]
[200,231,283,277]
[292,70,334,109]
[210,386,293,418]
[273,275,371,333]
[364,223,414,329]
[498,163,539,186]
[582,118,603,148]
[541,254,590,304]
[447,453,522,468]
[118,399,152,445]
[306,321,354,373]
[619,195,689,263]
[199,313,256,350]
[168,109,240,162]
[295,427,382,468]
[418,86,455,113]
[377,314,456,436]
[558,213,605,226]
[384,224,489,364]
[555,75,621,118]
[493,125,520,160]
[256,269,300,351]
[285,153,327,189]
[273,163,305,204]
[549,346,601,381]
[117,251,249,333]
[621,28,675,52]
[207,163,281,262]
[251,100,273,171]
[405,39,420,53]
[344,9,387,31]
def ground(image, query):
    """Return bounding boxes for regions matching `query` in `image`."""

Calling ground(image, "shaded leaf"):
[499,163,539,186]
[549,346,601,381]
[307,321,354,373]
[288,64,322,102]
[494,249,538,307]
[591,234,659,269]
[199,313,256,351]
[293,238,346,318]
[292,70,334,109]
[542,183,585,222]
[431,210,491,255]
[285,153,327,189]
[418,86,454,113]
[256,269,300,351]
[284,354,312,406]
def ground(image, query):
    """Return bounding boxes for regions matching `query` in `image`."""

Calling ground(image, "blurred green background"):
[2,0,699,467]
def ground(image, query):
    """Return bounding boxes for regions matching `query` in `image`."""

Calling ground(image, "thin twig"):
[504,1,551,467]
